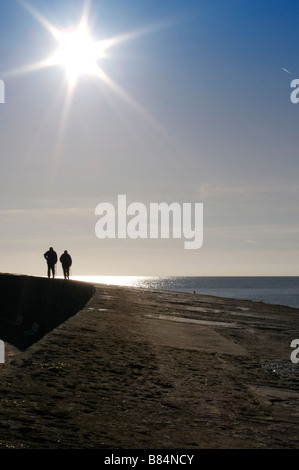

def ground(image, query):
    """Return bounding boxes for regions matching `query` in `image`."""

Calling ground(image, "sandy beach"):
[0,278,299,449]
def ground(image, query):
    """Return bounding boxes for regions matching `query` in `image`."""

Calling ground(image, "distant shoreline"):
[2,272,299,309]
[70,275,299,310]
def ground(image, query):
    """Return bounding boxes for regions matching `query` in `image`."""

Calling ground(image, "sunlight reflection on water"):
[70,275,299,309]
[72,276,156,287]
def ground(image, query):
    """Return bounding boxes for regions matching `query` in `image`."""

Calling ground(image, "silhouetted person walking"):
[44,247,58,278]
[60,250,72,279]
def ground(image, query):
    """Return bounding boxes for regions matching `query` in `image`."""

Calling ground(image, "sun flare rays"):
[18,0,109,87]
[5,0,171,130]
[3,0,175,167]
[14,0,167,93]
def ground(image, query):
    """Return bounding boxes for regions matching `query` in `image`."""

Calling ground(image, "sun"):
[3,0,168,125]
[15,0,109,88]
[50,24,105,85]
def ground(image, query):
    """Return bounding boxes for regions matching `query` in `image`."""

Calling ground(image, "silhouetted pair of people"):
[44,247,72,279]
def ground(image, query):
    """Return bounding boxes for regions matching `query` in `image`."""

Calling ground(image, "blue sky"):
[0,0,298,277]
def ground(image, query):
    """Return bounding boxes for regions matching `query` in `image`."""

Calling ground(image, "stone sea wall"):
[0,273,95,346]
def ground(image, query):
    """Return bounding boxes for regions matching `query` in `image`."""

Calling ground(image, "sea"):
[72,276,299,310]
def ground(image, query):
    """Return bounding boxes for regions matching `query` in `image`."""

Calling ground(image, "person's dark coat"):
[60,251,72,268]
[44,247,58,266]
